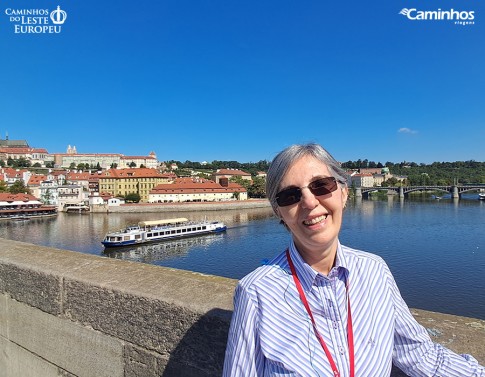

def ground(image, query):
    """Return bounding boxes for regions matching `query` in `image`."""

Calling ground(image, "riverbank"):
[91,199,272,213]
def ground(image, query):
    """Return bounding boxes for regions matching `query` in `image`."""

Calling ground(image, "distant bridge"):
[355,185,485,199]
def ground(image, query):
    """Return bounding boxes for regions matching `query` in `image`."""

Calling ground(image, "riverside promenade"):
[90,198,272,213]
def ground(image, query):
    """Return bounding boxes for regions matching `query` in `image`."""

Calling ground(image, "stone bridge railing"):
[1,238,484,376]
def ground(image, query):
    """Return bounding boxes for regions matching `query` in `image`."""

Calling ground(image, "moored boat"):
[479,193,485,200]
[101,217,227,248]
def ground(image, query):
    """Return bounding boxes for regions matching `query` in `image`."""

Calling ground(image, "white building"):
[39,181,59,205]
[57,185,86,210]
[149,178,247,203]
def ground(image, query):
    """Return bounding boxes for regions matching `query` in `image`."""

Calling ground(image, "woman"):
[223,143,484,376]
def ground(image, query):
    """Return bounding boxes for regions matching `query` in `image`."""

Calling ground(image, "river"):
[1,195,484,320]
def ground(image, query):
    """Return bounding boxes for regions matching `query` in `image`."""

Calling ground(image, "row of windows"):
[147,226,207,237]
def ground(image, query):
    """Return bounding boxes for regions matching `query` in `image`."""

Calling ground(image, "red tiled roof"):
[28,175,47,185]
[214,169,251,176]
[0,193,38,202]
[121,156,156,160]
[66,172,91,180]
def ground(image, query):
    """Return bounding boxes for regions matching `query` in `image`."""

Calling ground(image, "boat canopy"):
[138,218,189,227]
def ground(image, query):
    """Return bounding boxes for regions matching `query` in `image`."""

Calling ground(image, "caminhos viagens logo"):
[399,7,475,25]
[4,5,68,34]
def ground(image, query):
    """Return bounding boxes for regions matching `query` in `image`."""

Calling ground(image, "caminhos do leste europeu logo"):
[399,8,475,26]
[4,5,67,34]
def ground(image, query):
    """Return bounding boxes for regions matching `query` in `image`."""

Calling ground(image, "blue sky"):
[1,0,483,164]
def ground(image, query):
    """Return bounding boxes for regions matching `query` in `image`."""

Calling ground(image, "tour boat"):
[101,217,227,248]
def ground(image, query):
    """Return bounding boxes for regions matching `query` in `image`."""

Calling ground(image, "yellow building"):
[98,168,172,202]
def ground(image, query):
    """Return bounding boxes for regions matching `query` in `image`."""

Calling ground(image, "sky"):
[1,0,483,165]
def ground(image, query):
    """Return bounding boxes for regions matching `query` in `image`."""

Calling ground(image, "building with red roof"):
[149,177,247,203]
[98,168,172,202]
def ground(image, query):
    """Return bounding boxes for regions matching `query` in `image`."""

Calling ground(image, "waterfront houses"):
[148,177,248,203]
[98,168,172,202]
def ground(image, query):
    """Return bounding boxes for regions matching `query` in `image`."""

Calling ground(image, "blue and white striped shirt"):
[223,241,484,376]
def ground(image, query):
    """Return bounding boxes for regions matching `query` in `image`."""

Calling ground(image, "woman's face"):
[277,155,348,258]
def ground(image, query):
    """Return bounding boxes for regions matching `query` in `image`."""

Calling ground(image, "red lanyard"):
[286,250,355,377]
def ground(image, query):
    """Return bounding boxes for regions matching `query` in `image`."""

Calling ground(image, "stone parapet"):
[0,237,484,376]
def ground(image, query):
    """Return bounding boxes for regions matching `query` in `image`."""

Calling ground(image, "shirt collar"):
[288,240,350,292]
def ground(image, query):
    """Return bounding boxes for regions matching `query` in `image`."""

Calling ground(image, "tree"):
[0,160,5,168]
[129,161,136,168]
[45,161,55,168]
[248,176,266,198]
[110,163,118,169]
[0,180,7,192]
[125,192,141,203]
[69,162,76,169]
[9,180,31,194]
[41,188,53,204]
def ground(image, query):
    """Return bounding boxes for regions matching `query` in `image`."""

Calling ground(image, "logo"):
[50,6,67,25]
[399,8,475,25]
[4,5,68,34]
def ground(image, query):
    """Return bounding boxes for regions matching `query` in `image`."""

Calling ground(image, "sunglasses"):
[275,177,339,207]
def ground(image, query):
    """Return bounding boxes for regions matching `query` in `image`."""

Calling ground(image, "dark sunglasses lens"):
[276,188,301,207]
[309,177,338,196]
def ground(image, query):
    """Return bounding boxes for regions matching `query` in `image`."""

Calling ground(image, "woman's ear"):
[342,186,349,208]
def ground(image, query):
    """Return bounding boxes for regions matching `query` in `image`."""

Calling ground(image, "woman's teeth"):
[303,215,328,225]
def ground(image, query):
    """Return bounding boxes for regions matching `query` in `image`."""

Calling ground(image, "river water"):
[1,196,484,320]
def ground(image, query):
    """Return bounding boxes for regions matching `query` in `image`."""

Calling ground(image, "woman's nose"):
[299,187,319,209]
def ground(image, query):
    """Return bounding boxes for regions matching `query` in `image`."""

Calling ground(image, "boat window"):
[147,233,153,237]
[202,226,206,230]
[197,227,201,230]
[182,229,186,233]
[171,230,176,234]
[135,235,141,239]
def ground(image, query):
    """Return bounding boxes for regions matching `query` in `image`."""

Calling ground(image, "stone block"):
[124,343,166,377]
[0,263,6,293]
[0,336,67,377]
[64,281,230,375]
[3,264,61,315]
[6,298,124,377]
[0,293,7,338]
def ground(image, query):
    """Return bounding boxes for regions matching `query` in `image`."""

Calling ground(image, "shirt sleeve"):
[386,264,485,376]
[223,282,265,376]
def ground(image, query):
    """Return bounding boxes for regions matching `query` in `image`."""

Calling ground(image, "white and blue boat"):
[101,217,227,248]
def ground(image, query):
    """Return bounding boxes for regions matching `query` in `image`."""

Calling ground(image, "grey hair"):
[266,143,348,215]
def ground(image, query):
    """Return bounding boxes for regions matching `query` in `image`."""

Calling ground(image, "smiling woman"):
[223,143,485,377]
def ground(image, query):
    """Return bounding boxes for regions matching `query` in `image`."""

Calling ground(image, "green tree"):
[0,180,7,192]
[41,188,53,204]
[248,176,266,198]
[129,161,136,168]
[125,192,141,203]
[9,180,31,194]
[0,160,5,168]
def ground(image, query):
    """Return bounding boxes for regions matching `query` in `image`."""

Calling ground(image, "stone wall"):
[0,238,484,377]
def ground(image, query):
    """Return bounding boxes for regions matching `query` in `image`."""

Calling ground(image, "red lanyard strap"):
[286,250,354,377]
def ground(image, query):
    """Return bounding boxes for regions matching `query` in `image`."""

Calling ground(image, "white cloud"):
[398,127,418,134]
